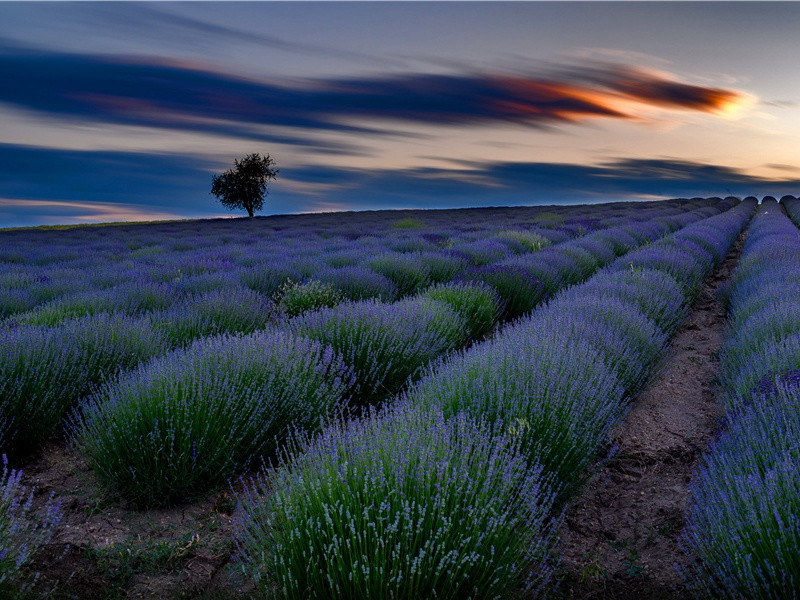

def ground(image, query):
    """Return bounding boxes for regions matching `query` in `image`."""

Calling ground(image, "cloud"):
[554,62,746,113]
[0,198,183,228]
[0,143,219,213]
[0,46,751,144]
[283,158,800,209]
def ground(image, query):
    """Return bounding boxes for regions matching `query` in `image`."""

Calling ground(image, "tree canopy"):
[211,153,278,218]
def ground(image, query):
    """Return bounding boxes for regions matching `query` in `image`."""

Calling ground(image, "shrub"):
[536,228,572,245]
[320,248,365,268]
[569,236,617,264]
[171,272,240,296]
[391,217,423,229]
[553,246,599,280]
[151,287,274,348]
[12,290,116,326]
[458,264,546,320]
[0,456,62,594]
[389,235,433,254]
[110,281,182,314]
[0,289,37,320]
[590,228,639,256]
[240,262,302,297]
[233,403,559,599]
[448,239,510,266]
[499,254,568,297]
[682,386,800,599]
[567,268,687,336]
[71,331,352,507]
[721,303,800,380]
[288,299,467,404]
[367,253,431,296]
[276,280,343,317]
[315,266,398,302]
[494,230,551,254]
[421,281,502,339]
[729,277,800,330]
[535,297,666,392]
[612,244,703,291]
[416,251,467,283]
[407,326,624,496]
[0,313,167,457]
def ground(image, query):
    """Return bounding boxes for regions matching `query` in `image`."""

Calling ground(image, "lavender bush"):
[421,281,502,340]
[561,268,687,336]
[0,313,167,456]
[366,252,431,296]
[233,403,559,599]
[682,385,800,599]
[407,325,625,496]
[448,239,511,266]
[0,458,61,594]
[494,229,551,254]
[240,262,302,297]
[287,298,467,404]
[458,264,546,319]
[275,280,343,317]
[71,330,352,507]
[415,251,468,283]
[719,203,800,404]
[534,296,666,392]
[11,281,182,326]
[150,287,274,348]
[315,266,399,302]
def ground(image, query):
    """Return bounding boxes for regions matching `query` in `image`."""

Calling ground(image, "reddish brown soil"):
[19,445,252,599]
[554,235,745,599]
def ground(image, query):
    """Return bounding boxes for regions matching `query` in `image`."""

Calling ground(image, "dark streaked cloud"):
[284,158,800,209]
[554,62,744,113]
[0,46,748,145]
[0,143,217,213]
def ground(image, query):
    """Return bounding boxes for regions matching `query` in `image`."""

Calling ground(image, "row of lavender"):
[0,201,689,324]
[0,199,722,461]
[682,198,800,598]
[230,199,754,598]
[65,201,733,508]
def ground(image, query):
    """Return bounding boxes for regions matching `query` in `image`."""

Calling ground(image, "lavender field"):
[1,197,798,599]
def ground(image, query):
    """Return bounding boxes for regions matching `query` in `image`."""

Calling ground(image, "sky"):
[1,1,800,227]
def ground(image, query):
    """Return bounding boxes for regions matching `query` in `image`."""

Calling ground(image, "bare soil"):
[554,234,745,599]
[19,445,251,599]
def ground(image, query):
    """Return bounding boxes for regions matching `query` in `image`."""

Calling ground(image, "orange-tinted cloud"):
[0,48,750,138]
[564,63,747,114]
[485,77,630,123]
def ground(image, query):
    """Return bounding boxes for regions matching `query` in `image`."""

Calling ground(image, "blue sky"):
[1,2,799,227]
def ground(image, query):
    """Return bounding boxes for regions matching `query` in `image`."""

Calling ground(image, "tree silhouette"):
[211,153,278,218]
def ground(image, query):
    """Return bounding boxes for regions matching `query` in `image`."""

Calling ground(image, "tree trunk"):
[247,207,254,218]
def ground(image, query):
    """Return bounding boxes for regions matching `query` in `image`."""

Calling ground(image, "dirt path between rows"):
[555,233,745,599]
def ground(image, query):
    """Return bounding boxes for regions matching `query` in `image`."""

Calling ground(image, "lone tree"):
[211,153,278,218]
